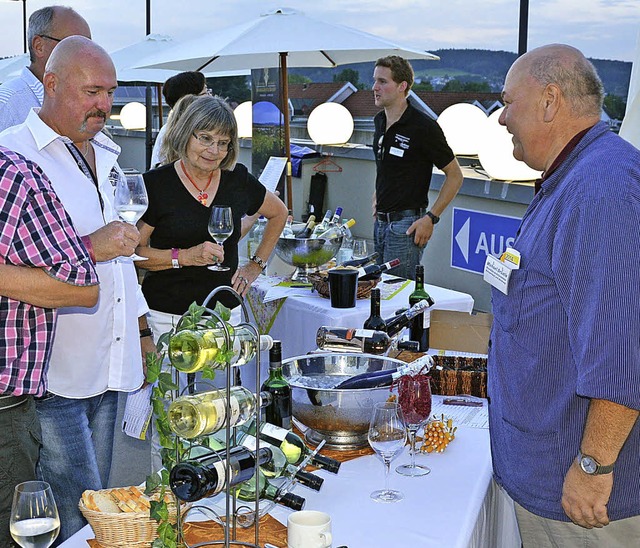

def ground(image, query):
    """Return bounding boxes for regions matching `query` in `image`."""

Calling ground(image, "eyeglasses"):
[39,34,62,43]
[192,133,231,151]
[376,134,384,161]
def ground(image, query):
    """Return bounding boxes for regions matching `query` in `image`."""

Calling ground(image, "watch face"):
[580,456,597,474]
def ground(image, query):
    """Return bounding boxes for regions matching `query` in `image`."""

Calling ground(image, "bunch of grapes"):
[420,414,456,453]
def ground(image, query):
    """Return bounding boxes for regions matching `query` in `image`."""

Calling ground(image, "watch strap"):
[171,248,181,269]
[426,211,440,225]
[578,451,615,475]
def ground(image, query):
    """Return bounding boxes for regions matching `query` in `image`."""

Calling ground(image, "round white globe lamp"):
[119,102,146,130]
[234,101,252,138]
[478,107,542,181]
[437,103,487,156]
[307,102,354,145]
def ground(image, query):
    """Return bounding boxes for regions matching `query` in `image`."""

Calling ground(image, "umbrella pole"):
[280,52,293,211]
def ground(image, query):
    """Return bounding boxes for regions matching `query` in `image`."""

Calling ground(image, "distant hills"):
[290,48,632,99]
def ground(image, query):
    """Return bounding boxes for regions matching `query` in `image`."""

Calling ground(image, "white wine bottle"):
[334,354,434,389]
[169,445,273,502]
[168,387,273,439]
[314,218,356,241]
[244,419,341,474]
[168,324,274,373]
[235,467,306,510]
[261,341,292,430]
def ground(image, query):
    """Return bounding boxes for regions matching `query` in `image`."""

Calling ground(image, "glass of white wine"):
[114,169,148,261]
[368,401,407,503]
[10,481,60,548]
[208,205,233,271]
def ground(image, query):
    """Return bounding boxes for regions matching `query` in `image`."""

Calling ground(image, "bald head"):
[511,44,604,118]
[40,36,117,143]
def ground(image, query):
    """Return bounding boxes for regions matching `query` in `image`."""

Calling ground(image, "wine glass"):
[207,205,233,271]
[351,238,368,260]
[396,373,432,476]
[10,481,60,548]
[367,401,407,503]
[114,170,148,261]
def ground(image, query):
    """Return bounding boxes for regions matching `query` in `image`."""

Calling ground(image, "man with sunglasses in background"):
[0,6,90,132]
[372,56,462,279]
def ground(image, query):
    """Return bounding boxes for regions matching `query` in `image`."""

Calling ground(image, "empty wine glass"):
[351,238,368,260]
[10,481,60,548]
[368,401,407,503]
[208,205,233,271]
[396,373,432,476]
[114,169,148,261]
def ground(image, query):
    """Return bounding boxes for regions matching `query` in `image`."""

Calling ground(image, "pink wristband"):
[81,235,96,264]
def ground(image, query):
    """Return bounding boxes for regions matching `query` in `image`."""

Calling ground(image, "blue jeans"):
[35,391,118,544]
[374,215,424,280]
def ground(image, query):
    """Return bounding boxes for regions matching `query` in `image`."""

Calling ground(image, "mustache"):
[85,110,107,121]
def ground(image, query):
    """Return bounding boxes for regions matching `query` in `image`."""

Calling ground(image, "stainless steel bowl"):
[281,353,404,450]
[274,236,342,281]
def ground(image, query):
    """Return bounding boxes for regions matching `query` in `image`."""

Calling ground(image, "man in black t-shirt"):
[372,56,463,279]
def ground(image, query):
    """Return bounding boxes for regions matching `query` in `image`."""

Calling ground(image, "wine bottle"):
[169,445,273,502]
[245,419,341,473]
[409,265,435,351]
[169,325,274,373]
[247,216,267,258]
[241,434,324,491]
[261,341,292,430]
[339,251,379,268]
[281,214,295,238]
[235,467,305,510]
[167,386,273,439]
[363,288,386,331]
[384,299,433,338]
[296,215,316,238]
[316,326,392,355]
[356,258,400,279]
[310,210,333,237]
[334,354,434,389]
[330,206,343,226]
[315,218,356,241]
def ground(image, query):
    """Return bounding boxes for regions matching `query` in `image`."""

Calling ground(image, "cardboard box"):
[429,309,492,354]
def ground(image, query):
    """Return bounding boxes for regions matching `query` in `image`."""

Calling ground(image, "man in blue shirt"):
[489,44,640,546]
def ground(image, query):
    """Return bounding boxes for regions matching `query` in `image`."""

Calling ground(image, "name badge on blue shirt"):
[484,247,521,294]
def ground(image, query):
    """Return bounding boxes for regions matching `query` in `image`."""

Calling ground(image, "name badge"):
[484,255,513,294]
[389,146,404,157]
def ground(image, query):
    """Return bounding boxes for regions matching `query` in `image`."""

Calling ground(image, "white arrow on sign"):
[455,217,470,263]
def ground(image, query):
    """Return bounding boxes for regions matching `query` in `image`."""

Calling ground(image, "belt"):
[0,394,29,411]
[376,208,426,223]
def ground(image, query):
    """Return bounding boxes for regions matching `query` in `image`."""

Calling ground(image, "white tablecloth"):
[61,397,520,548]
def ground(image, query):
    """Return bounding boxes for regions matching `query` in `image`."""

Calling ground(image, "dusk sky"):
[1,0,638,63]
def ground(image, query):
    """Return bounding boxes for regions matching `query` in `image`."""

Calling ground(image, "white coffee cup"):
[287,510,333,548]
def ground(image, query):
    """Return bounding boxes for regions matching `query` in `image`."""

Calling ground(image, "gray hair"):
[159,94,199,166]
[163,95,238,170]
[527,47,604,117]
[27,7,56,62]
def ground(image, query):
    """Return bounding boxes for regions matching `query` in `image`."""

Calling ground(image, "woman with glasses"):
[136,94,287,326]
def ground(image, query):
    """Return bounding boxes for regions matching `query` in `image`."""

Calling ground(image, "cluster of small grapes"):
[419,415,457,453]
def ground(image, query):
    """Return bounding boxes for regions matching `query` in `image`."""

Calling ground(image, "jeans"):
[0,397,40,548]
[374,215,425,280]
[35,391,118,544]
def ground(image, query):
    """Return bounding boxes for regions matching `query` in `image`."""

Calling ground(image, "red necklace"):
[180,160,214,205]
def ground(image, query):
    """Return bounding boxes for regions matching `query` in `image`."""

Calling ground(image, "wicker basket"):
[79,489,181,547]
[308,272,380,300]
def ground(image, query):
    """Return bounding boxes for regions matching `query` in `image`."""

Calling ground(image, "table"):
[61,397,521,548]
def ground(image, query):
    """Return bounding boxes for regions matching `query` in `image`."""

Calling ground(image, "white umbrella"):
[134,7,439,208]
[620,31,640,149]
[0,53,29,84]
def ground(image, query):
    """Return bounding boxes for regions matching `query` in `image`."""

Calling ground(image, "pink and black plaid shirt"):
[0,146,98,396]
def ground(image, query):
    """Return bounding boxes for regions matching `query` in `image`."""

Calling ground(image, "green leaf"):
[214,301,232,322]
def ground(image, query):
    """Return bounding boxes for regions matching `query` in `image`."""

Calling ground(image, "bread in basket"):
[79,486,182,546]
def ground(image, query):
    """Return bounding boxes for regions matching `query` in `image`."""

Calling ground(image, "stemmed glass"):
[351,238,368,260]
[10,481,60,548]
[396,373,432,476]
[114,170,148,261]
[207,205,233,271]
[367,401,407,503]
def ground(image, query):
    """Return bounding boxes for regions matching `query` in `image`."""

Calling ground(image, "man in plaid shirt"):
[0,146,99,546]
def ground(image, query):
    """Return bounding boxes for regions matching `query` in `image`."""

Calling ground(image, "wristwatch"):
[426,211,440,225]
[250,255,267,270]
[577,451,615,475]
